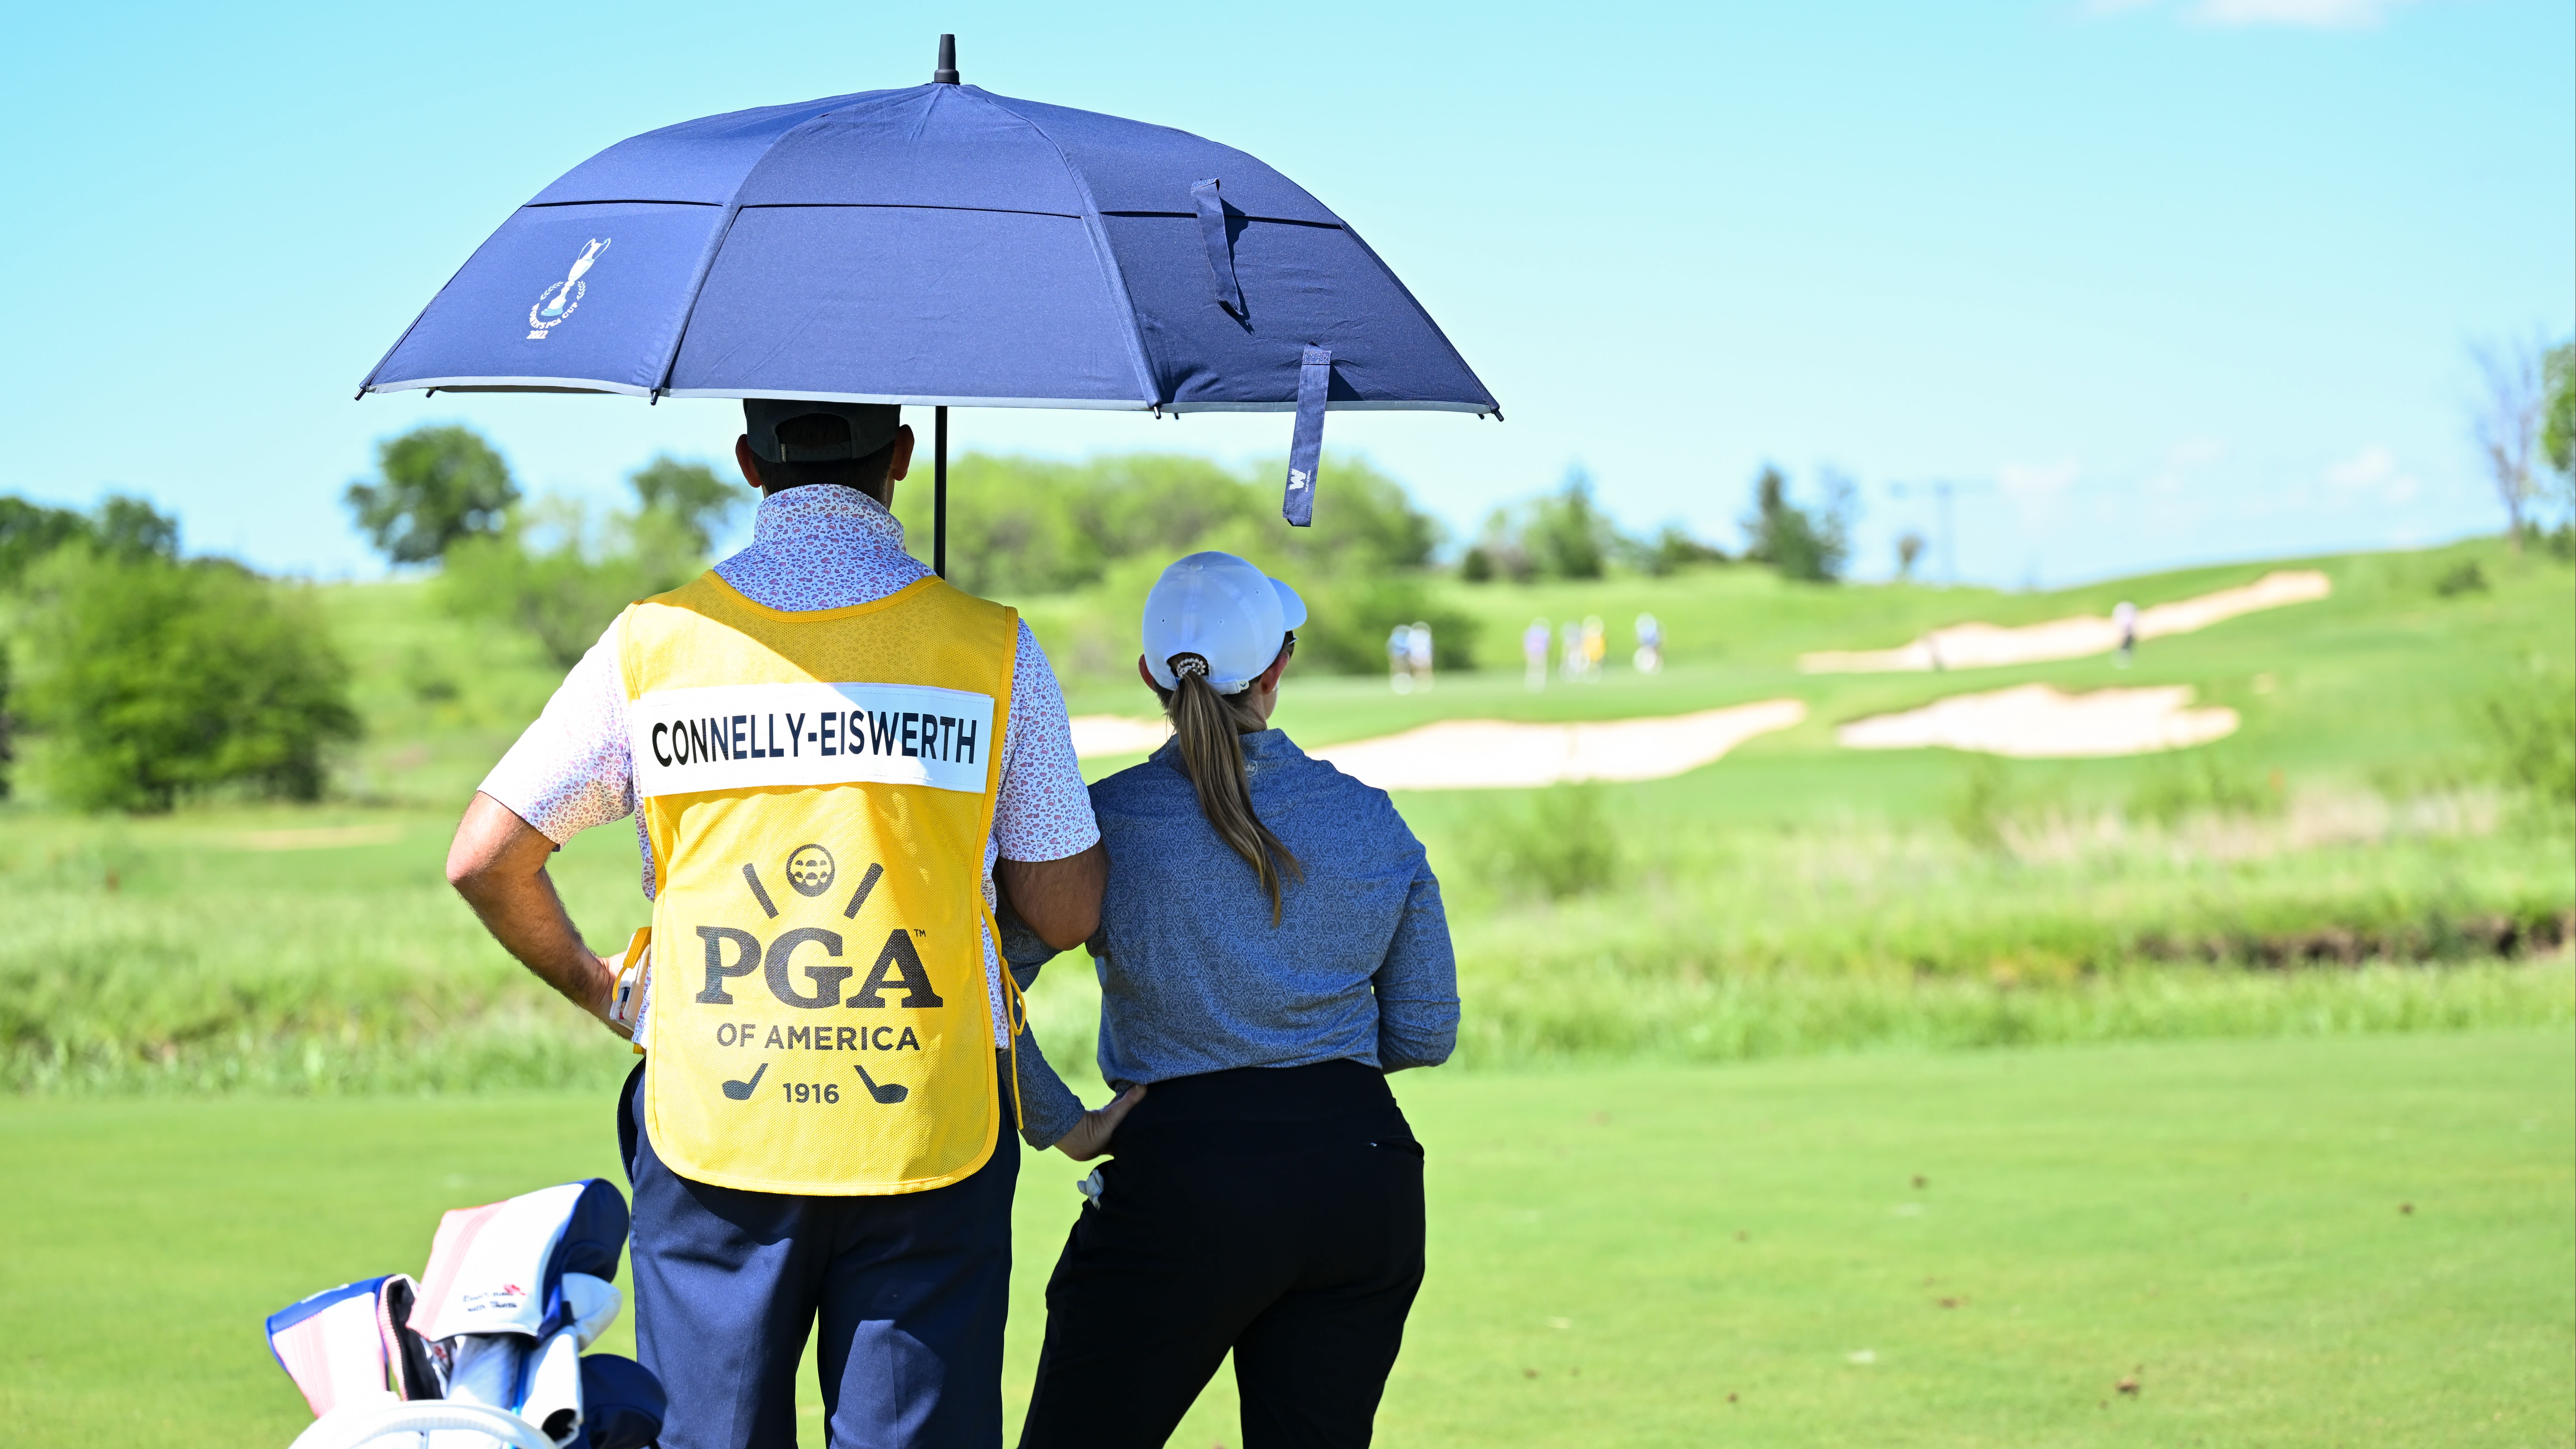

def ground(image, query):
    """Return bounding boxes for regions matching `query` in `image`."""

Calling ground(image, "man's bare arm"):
[997,840,1107,952]
[446,791,625,1037]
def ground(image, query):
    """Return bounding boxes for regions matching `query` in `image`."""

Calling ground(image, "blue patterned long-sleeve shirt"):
[1073,729,1460,1087]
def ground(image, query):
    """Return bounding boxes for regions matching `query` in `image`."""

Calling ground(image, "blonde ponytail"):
[1155,651,1303,926]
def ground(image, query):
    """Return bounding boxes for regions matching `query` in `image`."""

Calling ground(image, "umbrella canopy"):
[359,69,1496,427]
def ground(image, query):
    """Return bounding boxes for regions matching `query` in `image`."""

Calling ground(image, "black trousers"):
[1017,1061,1426,1449]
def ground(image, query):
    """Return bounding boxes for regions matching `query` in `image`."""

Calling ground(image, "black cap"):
[742,399,901,463]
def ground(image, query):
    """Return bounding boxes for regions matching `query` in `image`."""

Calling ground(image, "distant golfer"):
[1406,620,1436,692]
[1387,622,1414,694]
[1017,551,1459,1449]
[1523,617,1552,691]
[445,400,1126,1449]
[1633,611,1663,675]
[2113,599,2138,667]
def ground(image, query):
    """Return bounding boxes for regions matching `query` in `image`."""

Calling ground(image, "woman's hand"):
[1054,1085,1147,1161]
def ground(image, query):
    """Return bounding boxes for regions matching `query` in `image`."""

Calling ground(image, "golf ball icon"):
[785,844,836,898]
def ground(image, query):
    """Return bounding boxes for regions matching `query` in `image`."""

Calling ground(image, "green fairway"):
[4,1030,2567,1448]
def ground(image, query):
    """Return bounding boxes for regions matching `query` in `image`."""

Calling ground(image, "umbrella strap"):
[1282,346,1330,527]
[1190,179,1244,316]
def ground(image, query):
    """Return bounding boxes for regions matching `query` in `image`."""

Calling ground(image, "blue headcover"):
[359,83,1496,430]
[577,1354,667,1449]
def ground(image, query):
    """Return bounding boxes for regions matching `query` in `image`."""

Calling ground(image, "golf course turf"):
[4,1028,2566,1448]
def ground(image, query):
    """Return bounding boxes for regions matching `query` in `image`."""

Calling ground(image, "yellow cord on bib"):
[977,894,1026,1134]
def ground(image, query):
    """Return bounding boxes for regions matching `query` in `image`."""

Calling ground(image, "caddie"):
[445,400,1130,1449]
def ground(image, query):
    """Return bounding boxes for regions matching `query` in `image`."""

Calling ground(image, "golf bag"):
[265,1178,664,1449]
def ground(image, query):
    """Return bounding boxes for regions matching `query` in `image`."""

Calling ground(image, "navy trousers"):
[619,1059,1018,1449]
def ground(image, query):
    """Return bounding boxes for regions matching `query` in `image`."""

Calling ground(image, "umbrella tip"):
[933,34,959,84]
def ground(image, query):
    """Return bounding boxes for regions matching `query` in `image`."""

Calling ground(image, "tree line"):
[1460,464,1849,585]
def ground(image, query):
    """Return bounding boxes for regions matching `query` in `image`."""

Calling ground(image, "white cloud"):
[2324,444,2419,503]
[2088,0,2421,28]
[2192,0,2417,27]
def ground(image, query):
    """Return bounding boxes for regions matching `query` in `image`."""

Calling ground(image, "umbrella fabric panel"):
[976,91,1343,224]
[731,89,1093,215]
[664,205,1150,405]
[369,202,722,395]
[1103,215,1495,411]
[529,96,864,206]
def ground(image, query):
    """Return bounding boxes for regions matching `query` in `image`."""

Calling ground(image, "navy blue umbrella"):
[360,37,1498,568]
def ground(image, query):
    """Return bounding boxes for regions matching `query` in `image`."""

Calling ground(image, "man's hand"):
[998,840,1107,951]
[447,792,627,1039]
[1053,1084,1146,1162]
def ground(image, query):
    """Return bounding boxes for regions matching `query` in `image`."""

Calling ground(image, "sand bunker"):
[1798,570,2330,673]
[1836,684,2238,758]
[1073,700,1807,789]
[1305,699,1808,791]
[1067,714,1173,758]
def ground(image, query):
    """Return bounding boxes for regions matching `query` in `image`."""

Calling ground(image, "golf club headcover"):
[559,1272,622,1350]
[265,1275,408,1418]
[576,1354,667,1449]
[411,1179,630,1342]
[374,1274,446,1399]
[520,1326,586,1446]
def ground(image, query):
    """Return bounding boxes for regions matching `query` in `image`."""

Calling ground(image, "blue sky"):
[1,0,2566,587]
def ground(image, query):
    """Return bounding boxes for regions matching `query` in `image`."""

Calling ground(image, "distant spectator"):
[2113,600,2137,668]
[1523,618,1552,692]
[1582,616,1607,682]
[1406,621,1436,693]
[1387,623,1414,694]
[1633,612,1663,675]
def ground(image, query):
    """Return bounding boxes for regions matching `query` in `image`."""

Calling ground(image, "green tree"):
[2542,340,2574,517]
[0,497,94,587]
[15,548,359,811]
[629,455,746,554]
[345,425,518,565]
[440,500,698,668]
[1637,522,1728,576]
[1523,469,1615,580]
[1741,465,1853,583]
[93,493,180,561]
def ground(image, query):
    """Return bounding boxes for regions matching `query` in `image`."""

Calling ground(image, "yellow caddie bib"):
[618,571,1017,1196]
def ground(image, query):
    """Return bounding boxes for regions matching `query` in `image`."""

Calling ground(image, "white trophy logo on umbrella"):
[526,237,609,338]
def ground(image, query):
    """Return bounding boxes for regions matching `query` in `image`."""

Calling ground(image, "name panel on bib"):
[633,682,995,799]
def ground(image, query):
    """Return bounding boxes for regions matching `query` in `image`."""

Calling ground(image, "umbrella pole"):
[934,405,948,579]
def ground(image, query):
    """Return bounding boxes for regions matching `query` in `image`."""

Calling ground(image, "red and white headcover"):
[264,1276,416,1418]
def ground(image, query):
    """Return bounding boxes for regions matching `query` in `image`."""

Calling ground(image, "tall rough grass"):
[5,780,2568,1096]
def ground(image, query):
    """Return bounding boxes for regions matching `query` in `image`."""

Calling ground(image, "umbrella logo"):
[1287,468,1311,492]
[785,844,836,898]
[526,237,609,339]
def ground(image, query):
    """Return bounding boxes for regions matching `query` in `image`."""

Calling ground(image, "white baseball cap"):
[1140,551,1308,694]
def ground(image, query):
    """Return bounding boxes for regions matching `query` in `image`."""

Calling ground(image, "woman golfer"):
[1018,551,1460,1449]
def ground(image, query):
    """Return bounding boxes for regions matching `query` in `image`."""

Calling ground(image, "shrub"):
[14,548,359,811]
[2432,559,2489,596]
[2481,668,2576,806]
[1470,784,1619,899]
[2129,754,2286,825]
[438,500,698,668]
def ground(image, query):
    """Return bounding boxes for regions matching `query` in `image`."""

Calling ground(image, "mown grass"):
[5,1031,2567,1448]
